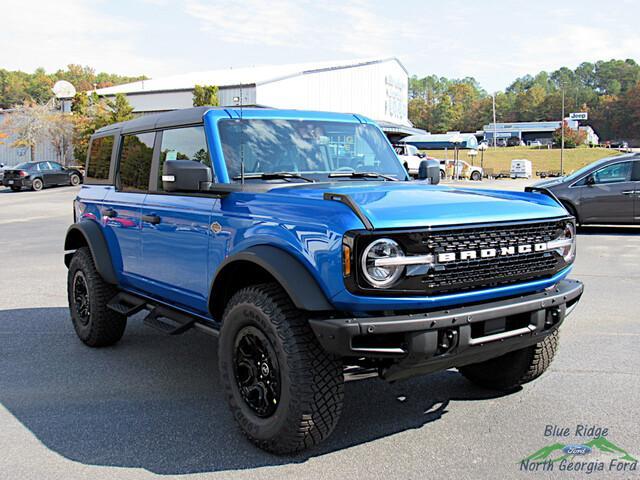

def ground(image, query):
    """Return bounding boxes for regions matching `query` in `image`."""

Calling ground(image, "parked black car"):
[527,154,640,225]
[2,161,83,192]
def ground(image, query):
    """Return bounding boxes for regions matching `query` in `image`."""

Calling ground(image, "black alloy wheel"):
[73,270,91,326]
[233,326,281,418]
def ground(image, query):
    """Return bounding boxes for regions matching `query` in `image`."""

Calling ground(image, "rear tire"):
[32,178,43,191]
[67,247,126,347]
[458,331,559,391]
[218,283,344,454]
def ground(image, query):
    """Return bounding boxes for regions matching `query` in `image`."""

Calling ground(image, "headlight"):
[361,238,405,288]
[548,222,576,263]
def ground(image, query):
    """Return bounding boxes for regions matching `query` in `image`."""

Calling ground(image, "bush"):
[553,121,586,148]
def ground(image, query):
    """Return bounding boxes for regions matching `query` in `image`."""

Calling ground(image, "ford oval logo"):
[562,444,592,455]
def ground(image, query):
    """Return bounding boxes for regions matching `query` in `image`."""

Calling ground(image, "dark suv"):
[64,107,583,453]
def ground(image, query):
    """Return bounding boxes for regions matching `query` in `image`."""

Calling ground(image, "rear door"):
[36,162,54,186]
[578,160,635,224]
[101,131,155,290]
[140,125,214,313]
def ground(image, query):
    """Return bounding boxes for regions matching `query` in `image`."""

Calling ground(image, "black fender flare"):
[210,245,334,314]
[64,221,118,285]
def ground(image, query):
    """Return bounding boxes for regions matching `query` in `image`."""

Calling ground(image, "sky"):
[2,0,640,92]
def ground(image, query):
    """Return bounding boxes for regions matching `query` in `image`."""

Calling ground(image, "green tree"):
[430,94,455,133]
[193,85,219,107]
[106,93,134,123]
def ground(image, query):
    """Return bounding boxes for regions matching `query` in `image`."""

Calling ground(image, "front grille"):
[352,219,569,296]
[421,220,565,293]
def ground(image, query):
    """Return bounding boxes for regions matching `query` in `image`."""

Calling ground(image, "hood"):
[530,177,566,189]
[271,182,568,230]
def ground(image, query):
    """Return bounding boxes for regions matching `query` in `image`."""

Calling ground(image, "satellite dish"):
[52,80,76,99]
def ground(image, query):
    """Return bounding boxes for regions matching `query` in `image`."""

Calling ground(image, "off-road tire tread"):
[220,283,344,454]
[459,331,558,390]
[68,247,126,347]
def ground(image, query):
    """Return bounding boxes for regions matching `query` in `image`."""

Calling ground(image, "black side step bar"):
[107,292,147,316]
[107,291,218,336]
[143,306,196,335]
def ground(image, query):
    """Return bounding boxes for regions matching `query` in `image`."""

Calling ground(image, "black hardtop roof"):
[93,106,220,135]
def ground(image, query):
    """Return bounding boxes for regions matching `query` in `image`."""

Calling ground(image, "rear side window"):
[157,126,211,191]
[118,132,155,192]
[86,136,114,184]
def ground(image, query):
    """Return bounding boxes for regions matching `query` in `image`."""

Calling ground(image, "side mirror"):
[162,160,212,192]
[416,152,426,159]
[418,159,440,185]
[585,175,595,186]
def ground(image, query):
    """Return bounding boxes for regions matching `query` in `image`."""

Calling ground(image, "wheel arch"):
[209,245,334,321]
[559,198,580,224]
[64,221,118,284]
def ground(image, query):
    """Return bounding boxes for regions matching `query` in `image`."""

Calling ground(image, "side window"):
[118,132,155,192]
[48,162,63,171]
[632,161,640,181]
[158,126,211,191]
[36,162,48,171]
[86,135,115,184]
[593,162,632,184]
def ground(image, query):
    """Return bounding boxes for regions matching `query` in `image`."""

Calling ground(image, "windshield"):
[217,119,407,181]
[564,156,621,182]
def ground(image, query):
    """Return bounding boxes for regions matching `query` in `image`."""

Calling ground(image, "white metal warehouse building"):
[94,58,422,139]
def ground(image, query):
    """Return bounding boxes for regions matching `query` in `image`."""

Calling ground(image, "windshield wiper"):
[328,171,398,181]
[232,172,315,183]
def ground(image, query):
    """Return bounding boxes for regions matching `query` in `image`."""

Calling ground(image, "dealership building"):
[483,120,599,145]
[94,57,424,141]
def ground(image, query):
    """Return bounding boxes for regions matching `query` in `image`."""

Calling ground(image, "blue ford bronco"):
[64,107,583,453]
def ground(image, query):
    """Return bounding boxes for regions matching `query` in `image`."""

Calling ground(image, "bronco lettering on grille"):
[437,242,547,263]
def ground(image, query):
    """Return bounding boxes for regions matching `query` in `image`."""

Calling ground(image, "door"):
[634,160,640,224]
[46,162,68,185]
[101,131,155,289]
[578,161,635,224]
[141,126,215,313]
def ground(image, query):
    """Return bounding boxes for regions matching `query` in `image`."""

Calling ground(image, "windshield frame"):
[215,117,409,183]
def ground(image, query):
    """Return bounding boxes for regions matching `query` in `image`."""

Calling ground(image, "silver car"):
[528,154,640,225]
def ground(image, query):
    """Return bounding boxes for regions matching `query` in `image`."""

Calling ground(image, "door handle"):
[621,190,636,195]
[103,208,117,218]
[142,214,161,225]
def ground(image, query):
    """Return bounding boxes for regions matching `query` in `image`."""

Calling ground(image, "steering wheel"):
[334,166,355,172]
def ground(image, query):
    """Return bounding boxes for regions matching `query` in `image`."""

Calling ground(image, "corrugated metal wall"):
[0,112,63,167]
[256,60,409,126]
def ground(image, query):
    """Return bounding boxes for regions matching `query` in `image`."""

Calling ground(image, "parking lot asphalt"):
[1,183,639,479]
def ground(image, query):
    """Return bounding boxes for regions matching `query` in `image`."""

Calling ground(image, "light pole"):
[492,93,498,148]
[450,134,464,180]
[478,142,488,172]
[560,87,565,175]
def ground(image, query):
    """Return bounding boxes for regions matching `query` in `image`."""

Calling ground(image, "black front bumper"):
[309,279,583,381]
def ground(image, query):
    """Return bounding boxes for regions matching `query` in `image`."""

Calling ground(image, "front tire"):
[458,331,559,390]
[218,283,344,454]
[67,247,126,347]
[70,173,81,186]
[471,170,482,181]
[32,178,43,191]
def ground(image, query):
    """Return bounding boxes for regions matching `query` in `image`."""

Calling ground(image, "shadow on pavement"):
[0,307,513,475]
